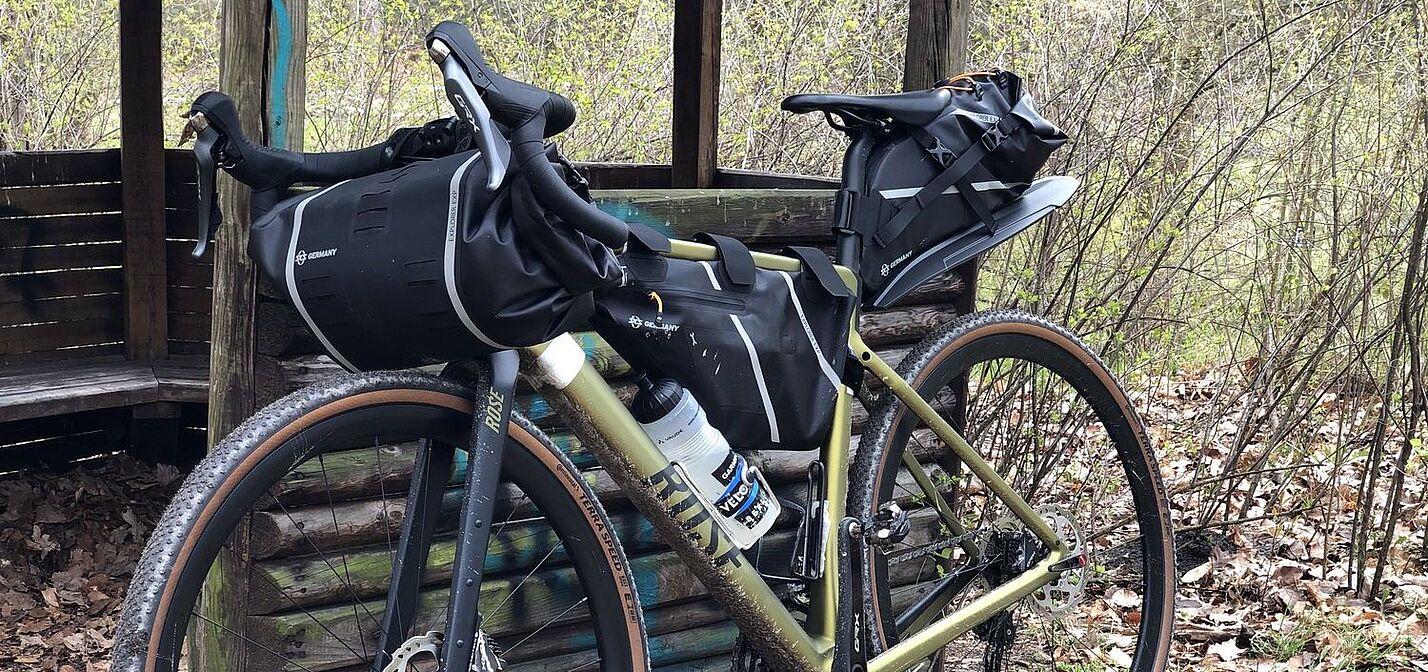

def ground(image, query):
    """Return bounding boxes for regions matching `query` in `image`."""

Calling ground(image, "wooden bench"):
[0,149,214,466]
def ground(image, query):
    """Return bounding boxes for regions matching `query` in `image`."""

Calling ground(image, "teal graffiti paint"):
[595,202,676,236]
[268,0,294,148]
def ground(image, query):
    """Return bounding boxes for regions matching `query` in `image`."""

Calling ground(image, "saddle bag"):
[249,145,622,371]
[853,70,1066,305]
[590,229,857,450]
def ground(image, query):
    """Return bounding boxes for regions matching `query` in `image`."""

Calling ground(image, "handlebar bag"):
[853,70,1066,305]
[589,230,856,450]
[248,146,622,371]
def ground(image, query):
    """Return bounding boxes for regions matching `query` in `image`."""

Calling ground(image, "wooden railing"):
[1,150,128,363]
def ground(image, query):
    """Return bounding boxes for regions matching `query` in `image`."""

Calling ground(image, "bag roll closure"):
[248,145,624,372]
[842,69,1067,304]
[875,109,1027,247]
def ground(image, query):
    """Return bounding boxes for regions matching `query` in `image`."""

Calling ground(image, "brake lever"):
[186,113,225,258]
[428,38,510,191]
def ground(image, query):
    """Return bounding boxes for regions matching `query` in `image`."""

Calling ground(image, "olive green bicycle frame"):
[524,240,1070,672]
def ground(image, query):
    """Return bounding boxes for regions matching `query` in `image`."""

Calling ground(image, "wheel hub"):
[989,505,1090,616]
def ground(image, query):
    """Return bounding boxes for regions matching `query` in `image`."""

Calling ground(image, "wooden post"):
[208,0,306,446]
[251,0,307,412]
[903,0,975,428]
[671,0,722,188]
[118,0,168,361]
[265,0,307,150]
[903,0,973,316]
[198,1,304,665]
[903,0,970,91]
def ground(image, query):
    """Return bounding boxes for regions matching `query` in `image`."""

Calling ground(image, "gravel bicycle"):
[114,20,1175,672]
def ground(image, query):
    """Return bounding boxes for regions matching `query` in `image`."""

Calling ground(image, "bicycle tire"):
[113,371,648,672]
[850,310,1175,670]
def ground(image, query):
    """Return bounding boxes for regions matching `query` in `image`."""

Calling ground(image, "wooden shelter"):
[0,0,974,667]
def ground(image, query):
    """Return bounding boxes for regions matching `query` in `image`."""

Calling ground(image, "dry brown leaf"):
[1183,561,1213,584]
[1109,588,1140,608]
[1207,638,1243,661]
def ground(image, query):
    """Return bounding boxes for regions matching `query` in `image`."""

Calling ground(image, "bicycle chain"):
[880,527,983,565]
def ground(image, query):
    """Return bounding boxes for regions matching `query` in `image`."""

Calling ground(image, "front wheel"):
[851,310,1175,671]
[114,371,648,672]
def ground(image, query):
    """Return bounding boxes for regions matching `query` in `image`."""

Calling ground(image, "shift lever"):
[428,38,510,191]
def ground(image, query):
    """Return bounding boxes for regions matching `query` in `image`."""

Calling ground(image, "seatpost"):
[833,128,879,271]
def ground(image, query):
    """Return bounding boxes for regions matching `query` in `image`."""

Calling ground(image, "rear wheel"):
[852,310,1175,671]
[114,372,647,672]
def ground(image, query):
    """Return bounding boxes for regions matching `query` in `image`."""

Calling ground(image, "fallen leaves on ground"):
[1138,366,1428,671]
[0,362,1424,670]
[0,454,181,671]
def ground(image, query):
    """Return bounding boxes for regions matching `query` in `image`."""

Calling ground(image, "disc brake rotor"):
[996,505,1089,616]
[383,631,443,672]
[381,629,506,672]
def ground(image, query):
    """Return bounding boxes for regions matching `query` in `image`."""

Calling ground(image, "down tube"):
[522,337,826,672]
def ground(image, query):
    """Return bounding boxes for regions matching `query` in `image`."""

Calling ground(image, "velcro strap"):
[695,232,756,287]
[874,114,1022,248]
[785,246,853,298]
[626,221,672,253]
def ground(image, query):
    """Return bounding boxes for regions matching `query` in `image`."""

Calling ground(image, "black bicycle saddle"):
[781,89,951,126]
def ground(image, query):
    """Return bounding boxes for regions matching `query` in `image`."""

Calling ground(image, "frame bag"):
[855,70,1067,305]
[590,230,856,450]
[248,145,622,371]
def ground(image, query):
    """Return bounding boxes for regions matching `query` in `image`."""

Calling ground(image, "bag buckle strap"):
[980,121,1011,151]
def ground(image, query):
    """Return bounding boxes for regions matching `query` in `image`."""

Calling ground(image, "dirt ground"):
[0,379,1425,671]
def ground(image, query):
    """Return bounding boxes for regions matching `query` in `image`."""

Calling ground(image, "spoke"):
[503,596,590,654]
[191,612,323,672]
[566,657,603,672]
[376,443,397,567]
[231,547,381,667]
[375,441,402,653]
[271,495,386,634]
[318,452,373,664]
[494,498,526,538]
[492,544,562,614]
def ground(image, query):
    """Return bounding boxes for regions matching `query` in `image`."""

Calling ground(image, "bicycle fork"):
[371,350,520,672]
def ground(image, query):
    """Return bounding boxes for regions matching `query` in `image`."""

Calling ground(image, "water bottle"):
[631,377,780,549]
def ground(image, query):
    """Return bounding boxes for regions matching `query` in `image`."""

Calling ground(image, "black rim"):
[149,401,637,672]
[869,328,1172,670]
